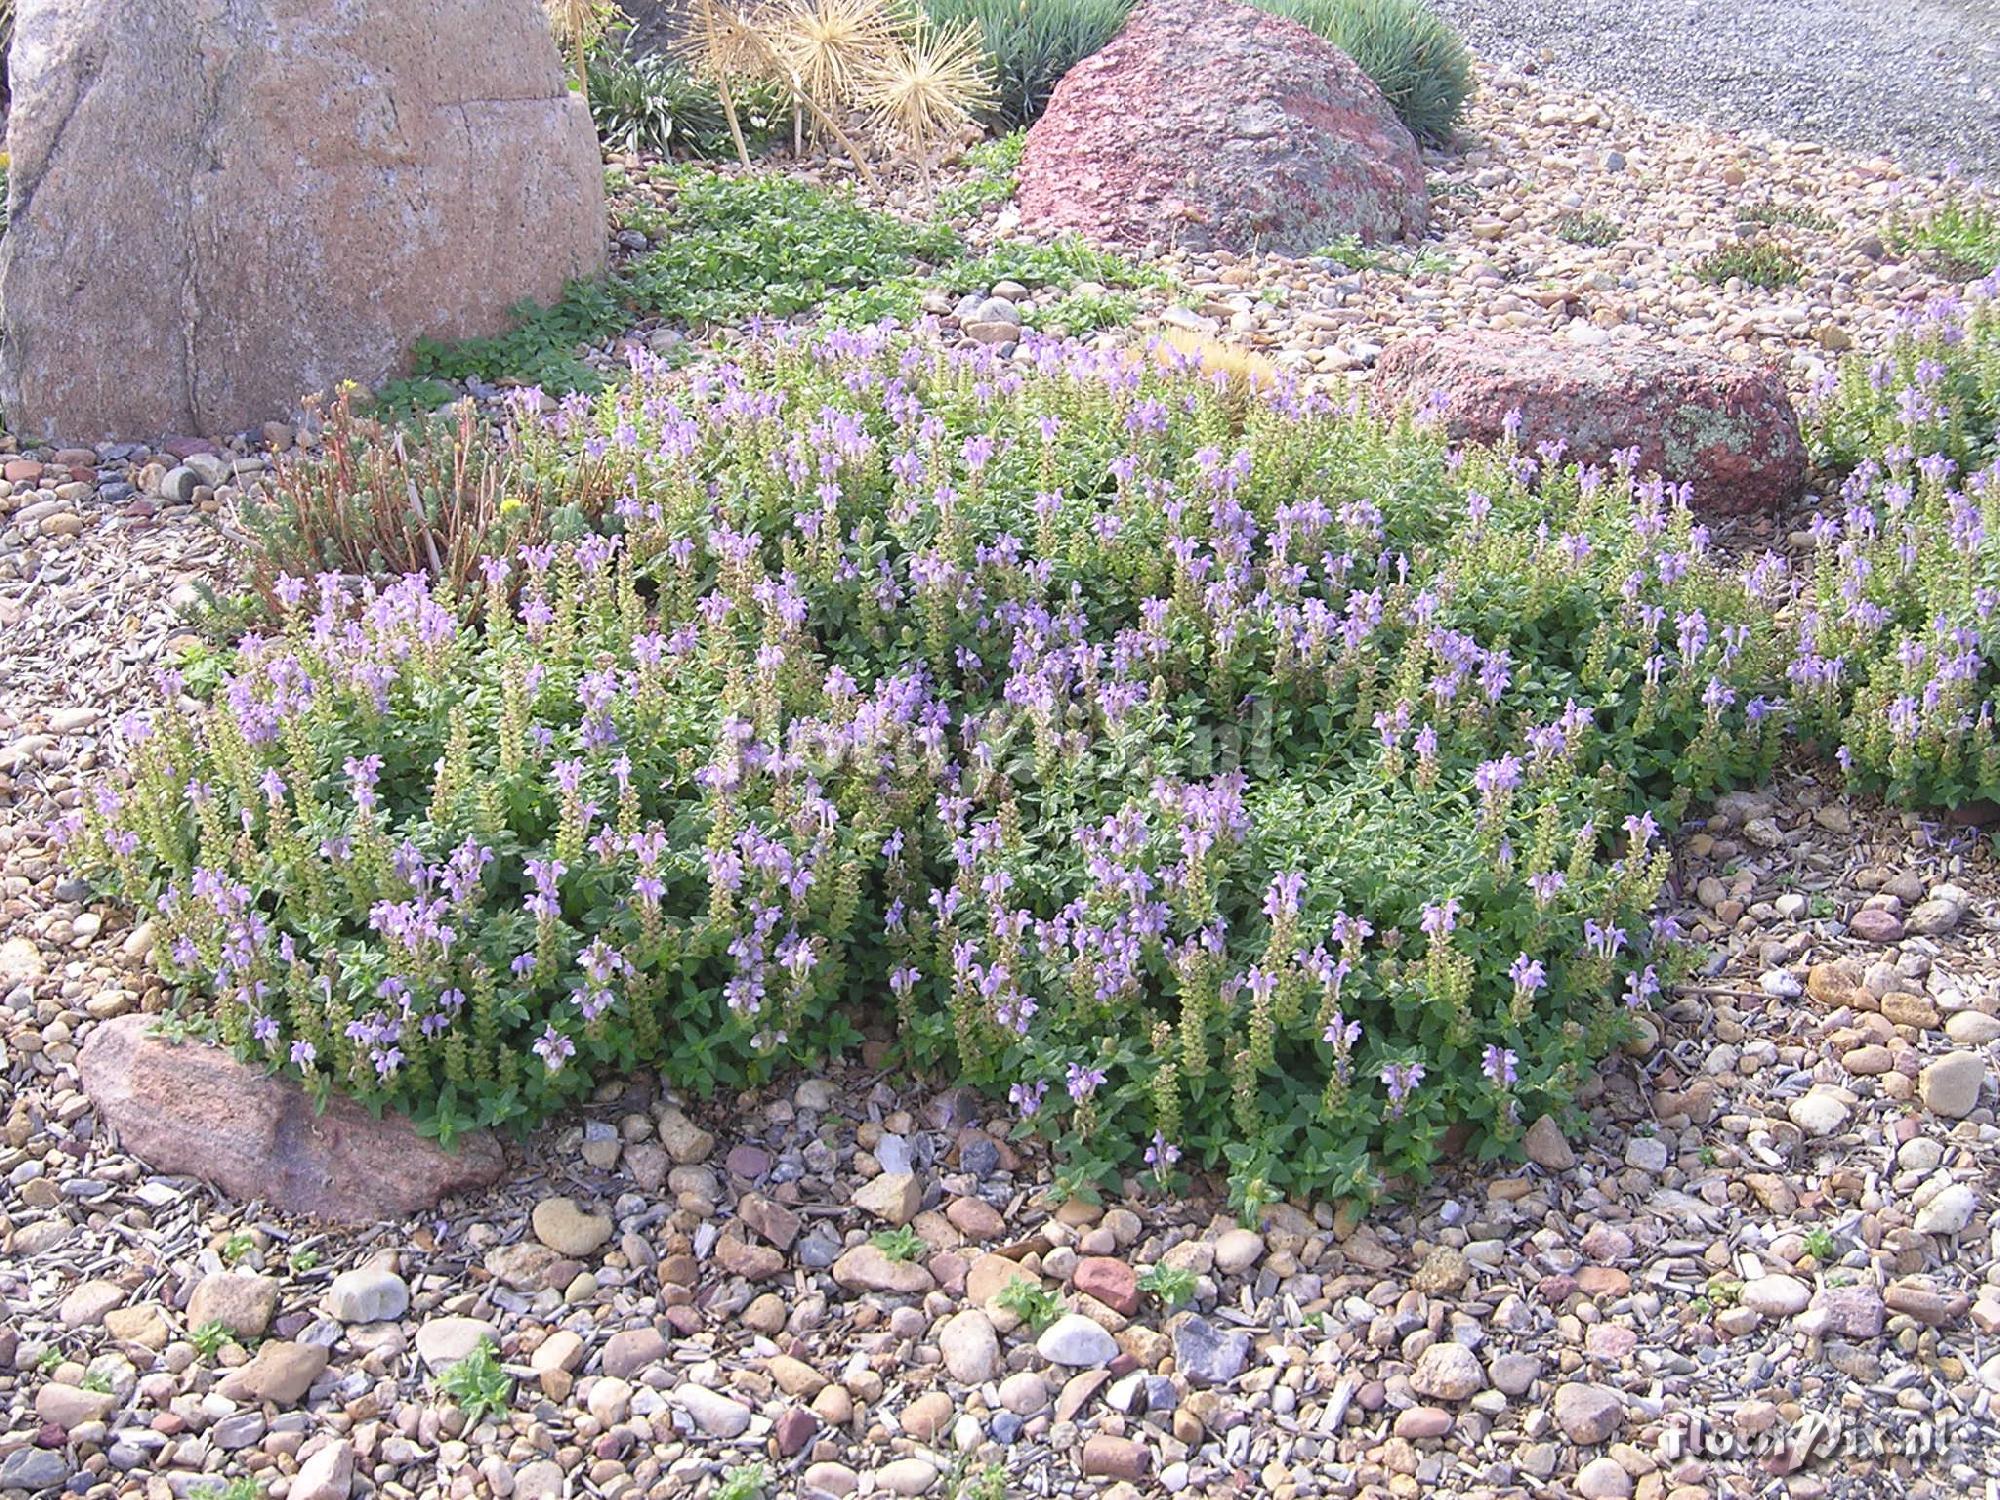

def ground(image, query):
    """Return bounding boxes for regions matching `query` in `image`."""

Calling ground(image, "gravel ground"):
[3,75,2000,1500]
[1431,0,2000,177]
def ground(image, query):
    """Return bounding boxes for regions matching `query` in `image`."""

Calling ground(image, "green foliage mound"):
[395,167,961,399]
[1805,270,2000,483]
[79,313,2000,1208]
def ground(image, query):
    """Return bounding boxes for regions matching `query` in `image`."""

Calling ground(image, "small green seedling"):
[716,1462,769,1500]
[1137,1263,1198,1310]
[190,1321,233,1361]
[871,1225,925,1262]
[952,1461,1009,1500]
[994,1276,1062,1333]
[435,1336,513,1424]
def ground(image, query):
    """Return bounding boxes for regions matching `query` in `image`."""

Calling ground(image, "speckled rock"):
[1017,0,1427,256]
[77,1013,505,1223]
[1373,330,1805,514]
[0,0,606,439]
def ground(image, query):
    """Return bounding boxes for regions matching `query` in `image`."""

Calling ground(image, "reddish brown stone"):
[715,1235,786,1282]
[775,1406,818,1458]
[738,1193,801,1251]
[1017,0,1426,257]
[1080,1434,1149,1481]
[1073,1256,1140,1316]
[77,1014,504,1225]
[1373,330,1806,515]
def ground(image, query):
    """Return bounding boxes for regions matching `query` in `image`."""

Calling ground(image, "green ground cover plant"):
[1554,211,1620,248]
[1887,191,2000,280]
[78,291,2000,1208]
[935,131,1025,218]
[1805,269,2000,479]
[390,167,962,401]
[1691,240,1804,290]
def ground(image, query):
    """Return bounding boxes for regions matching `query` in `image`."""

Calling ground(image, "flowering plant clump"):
[1805,267,1999,479]
[71,321,2000,1203]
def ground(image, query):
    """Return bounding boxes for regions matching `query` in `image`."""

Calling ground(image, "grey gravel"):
[1435,0,2000,174]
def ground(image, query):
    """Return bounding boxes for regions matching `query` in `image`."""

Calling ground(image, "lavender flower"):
[1065,1062,1106,1102]
[1009,1080,1048,1118]
[533,1025,576,1072]
[1381,1060,1425,1118]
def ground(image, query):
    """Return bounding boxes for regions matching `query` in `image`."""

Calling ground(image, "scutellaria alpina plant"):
[73,315,2000,1204]
[1805,267,2000,481]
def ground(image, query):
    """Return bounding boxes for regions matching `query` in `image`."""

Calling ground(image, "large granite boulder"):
[1,0,608,441]
[1373,331,1806,515]
[79,1014,506,1223]
[1016,0,1427,257]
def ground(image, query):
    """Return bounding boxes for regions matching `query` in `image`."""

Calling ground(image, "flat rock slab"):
[78,1014,504,1223]
[1373,330,1805,515]
[1017,0,1427,257]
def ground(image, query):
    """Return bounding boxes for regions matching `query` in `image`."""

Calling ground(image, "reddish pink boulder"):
[1373,331,1805,515]
[78,1014,505,1224]
[1017,0,1428,256]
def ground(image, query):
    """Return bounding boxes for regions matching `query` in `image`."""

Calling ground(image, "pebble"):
[415,1316,498,1371]
[0,1451,71,1491]
[1037,1313,1119,1368]
[1173,1313,1252,1386]
[875,1456,940,1495]
[1811,1285,1886,1339]
[1080,1433,1148,1479]
[1623,1135,1671,1173]
[186,1280,278,1352]
[1913,1182,1978,1235]
[1487,1352,1541,1396]
[1788,1089,1852,1136]
[324,1265,410,1324]
[1074,1254,1139,1314]
[218,1340,329,1405]
[600,1326,668,1378]
[1524,1112,1576,1169]
[1741,1274,1811,1317]
[1577,1454,1634,1498]
[852,1170,921,1225]
[293,1439,355,1500]
[1553,1383,1625,1444]
[939,1307,1002,1384]
[1410,1340,1487,1402]
[832,1243,936,1294]
[674,1382,753,1437]
[531,1195,613,1256]
[1212,1227,1265,1274]
[999,1371,1049,1414]
[1850,907,1905,943]
[1918,1052,1987,1118]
